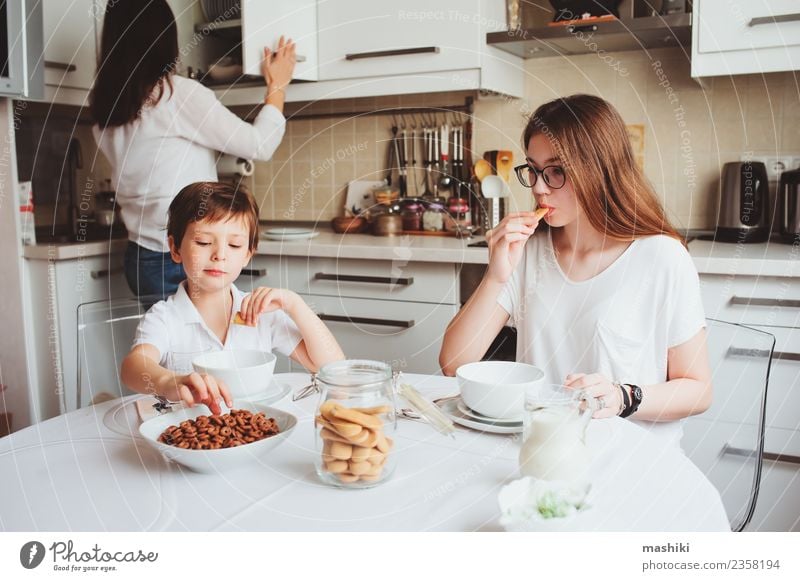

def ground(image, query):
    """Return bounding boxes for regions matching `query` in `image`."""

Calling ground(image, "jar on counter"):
[422,198,446,232]
[315,360,398,488]
[401,201,423,231]
[445,197,471,233]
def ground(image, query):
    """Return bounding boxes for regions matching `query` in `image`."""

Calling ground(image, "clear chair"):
[75,297,156,410]
[682,318,775,531]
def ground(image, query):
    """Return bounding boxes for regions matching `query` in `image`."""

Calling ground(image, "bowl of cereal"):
[138,400,296,473]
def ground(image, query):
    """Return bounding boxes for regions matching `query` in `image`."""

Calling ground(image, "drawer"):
[290,258,458,305]
[301,294,458,374]
[750,426,800,531]
[698,0,800,55]
[682,421,800,531]
[752,325,800,432]
[700,274,800,328]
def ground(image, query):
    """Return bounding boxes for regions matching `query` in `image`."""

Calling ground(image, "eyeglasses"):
[513,163,567,189]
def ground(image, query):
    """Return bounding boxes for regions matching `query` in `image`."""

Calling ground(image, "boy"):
[121,182,344,414]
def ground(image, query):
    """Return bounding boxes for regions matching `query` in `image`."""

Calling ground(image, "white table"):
[0,374,730,532]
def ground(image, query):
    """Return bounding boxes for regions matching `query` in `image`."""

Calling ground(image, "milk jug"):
[519,384,595,482]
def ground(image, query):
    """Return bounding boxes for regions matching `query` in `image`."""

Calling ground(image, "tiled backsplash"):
[253,47,799,230]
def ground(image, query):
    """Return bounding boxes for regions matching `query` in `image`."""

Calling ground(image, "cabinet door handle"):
[730,296,800,308]
[90,266,124,279]
[728,347,800,362]
[749,13,800,27]
[317,313,415,329]
[722,443,800,466]
[239,268,267,277]
[295,55,307,63]
[345,46,439,60]
[314,273,414,286]
[45,60,77,72]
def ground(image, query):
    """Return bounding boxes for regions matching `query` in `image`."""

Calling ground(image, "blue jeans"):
[124,241,185,303]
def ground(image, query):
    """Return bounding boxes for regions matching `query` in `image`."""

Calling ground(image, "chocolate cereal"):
[157,409,280,450]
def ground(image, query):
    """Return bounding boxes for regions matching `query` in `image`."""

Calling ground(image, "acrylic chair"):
[682,318,775,532]
[75,297,157,410]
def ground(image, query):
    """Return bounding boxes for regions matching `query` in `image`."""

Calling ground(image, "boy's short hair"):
[167,182,259,251]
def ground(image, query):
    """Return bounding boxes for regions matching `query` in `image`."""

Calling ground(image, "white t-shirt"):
[93,75,286,252]
[133,282,303,368]
[497,230,706,447]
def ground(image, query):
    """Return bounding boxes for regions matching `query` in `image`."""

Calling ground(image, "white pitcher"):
[519,383,596,483]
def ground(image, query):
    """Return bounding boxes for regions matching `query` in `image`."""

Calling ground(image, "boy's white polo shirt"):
[133,281,303,367]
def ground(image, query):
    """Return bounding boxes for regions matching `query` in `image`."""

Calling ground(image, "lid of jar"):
[427,197,446,209]
[318,359,392,387]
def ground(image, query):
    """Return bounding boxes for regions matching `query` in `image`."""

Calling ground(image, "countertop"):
[22,230,800,278]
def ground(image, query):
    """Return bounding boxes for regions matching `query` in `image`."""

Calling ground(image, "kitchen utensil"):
[139,402,297,474]
[715,161,771,242]
[331,216,367,233]
[474,158,493,183]
[437,124,453,194]
[456,399,522,425]
[398,383,456,438]
[431,127,441,197]
[192,349,278,400]
[778,168,800,243]
[480,174,508,198]
[387,124,398,187]
[456,360,545,420]
[421,127,434,198]
[409,128,417,197]
[495,150,514,183]
[398,128,408,197]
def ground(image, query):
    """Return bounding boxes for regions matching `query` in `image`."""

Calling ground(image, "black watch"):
[621,384,643,418]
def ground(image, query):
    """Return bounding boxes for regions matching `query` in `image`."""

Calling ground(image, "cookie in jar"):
[314,360,397,488]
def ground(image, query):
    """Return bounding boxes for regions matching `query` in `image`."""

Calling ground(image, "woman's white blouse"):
[93,75,285,252]
[497,231,706,447]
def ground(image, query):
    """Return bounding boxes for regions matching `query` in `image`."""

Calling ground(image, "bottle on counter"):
[401,201,423,231]
[422,197,446,232]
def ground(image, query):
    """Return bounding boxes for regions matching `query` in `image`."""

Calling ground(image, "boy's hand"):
[238,287,298,326]
[160,372,233,416]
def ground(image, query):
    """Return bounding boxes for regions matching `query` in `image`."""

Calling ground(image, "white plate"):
[456,399,523,424]
[261,228,319,241]
[241,378,292,404]
[438,398,523,434]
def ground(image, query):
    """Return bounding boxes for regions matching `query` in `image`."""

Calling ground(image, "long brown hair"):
[90,0,178,128]
[523,94,682,243]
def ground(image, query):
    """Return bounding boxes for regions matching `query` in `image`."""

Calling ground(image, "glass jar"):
[422,198,446,232]
[401,201,423,231]
[445,197,471,232]
[315,360,398,488]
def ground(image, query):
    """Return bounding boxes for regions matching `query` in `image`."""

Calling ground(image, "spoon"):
[437,124,453,194]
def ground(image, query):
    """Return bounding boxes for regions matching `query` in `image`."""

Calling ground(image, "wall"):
[253,47,799,230]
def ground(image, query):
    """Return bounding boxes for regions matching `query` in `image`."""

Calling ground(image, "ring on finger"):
[596,396,606,410]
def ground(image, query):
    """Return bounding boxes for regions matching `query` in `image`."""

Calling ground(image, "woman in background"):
[91,0,295,299]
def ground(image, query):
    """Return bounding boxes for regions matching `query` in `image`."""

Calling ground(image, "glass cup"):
[519,383,596,483]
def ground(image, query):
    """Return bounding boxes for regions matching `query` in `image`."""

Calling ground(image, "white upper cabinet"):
[241,0,318,82]
[316,0,481,80]
[692,0,800,77]
[42,0,99,91]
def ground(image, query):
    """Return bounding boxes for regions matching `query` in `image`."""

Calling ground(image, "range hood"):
[486,13,691,59]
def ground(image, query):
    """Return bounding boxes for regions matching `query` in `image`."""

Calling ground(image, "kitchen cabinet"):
[219,0,522,105]
[23,252,133,421]
[42,0,99,92]
[246,255,459,375]
[692,0,800,77]
[689,272,800,531]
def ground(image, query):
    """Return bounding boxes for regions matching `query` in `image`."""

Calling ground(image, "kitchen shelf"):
[194,18,242,40]
[486,13,692,59]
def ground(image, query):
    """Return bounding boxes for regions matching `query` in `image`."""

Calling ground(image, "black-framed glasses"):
[513,163,567,189]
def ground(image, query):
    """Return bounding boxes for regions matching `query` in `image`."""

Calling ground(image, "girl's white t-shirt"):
[497,230,706,447]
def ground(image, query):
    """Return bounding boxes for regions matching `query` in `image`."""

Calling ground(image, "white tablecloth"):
[0,374,730,532]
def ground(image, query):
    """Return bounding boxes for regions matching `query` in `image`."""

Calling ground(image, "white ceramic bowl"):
[498,477,593,532]
[192,349,276,400]
[138,401,296,474]
[456,361,544,419]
